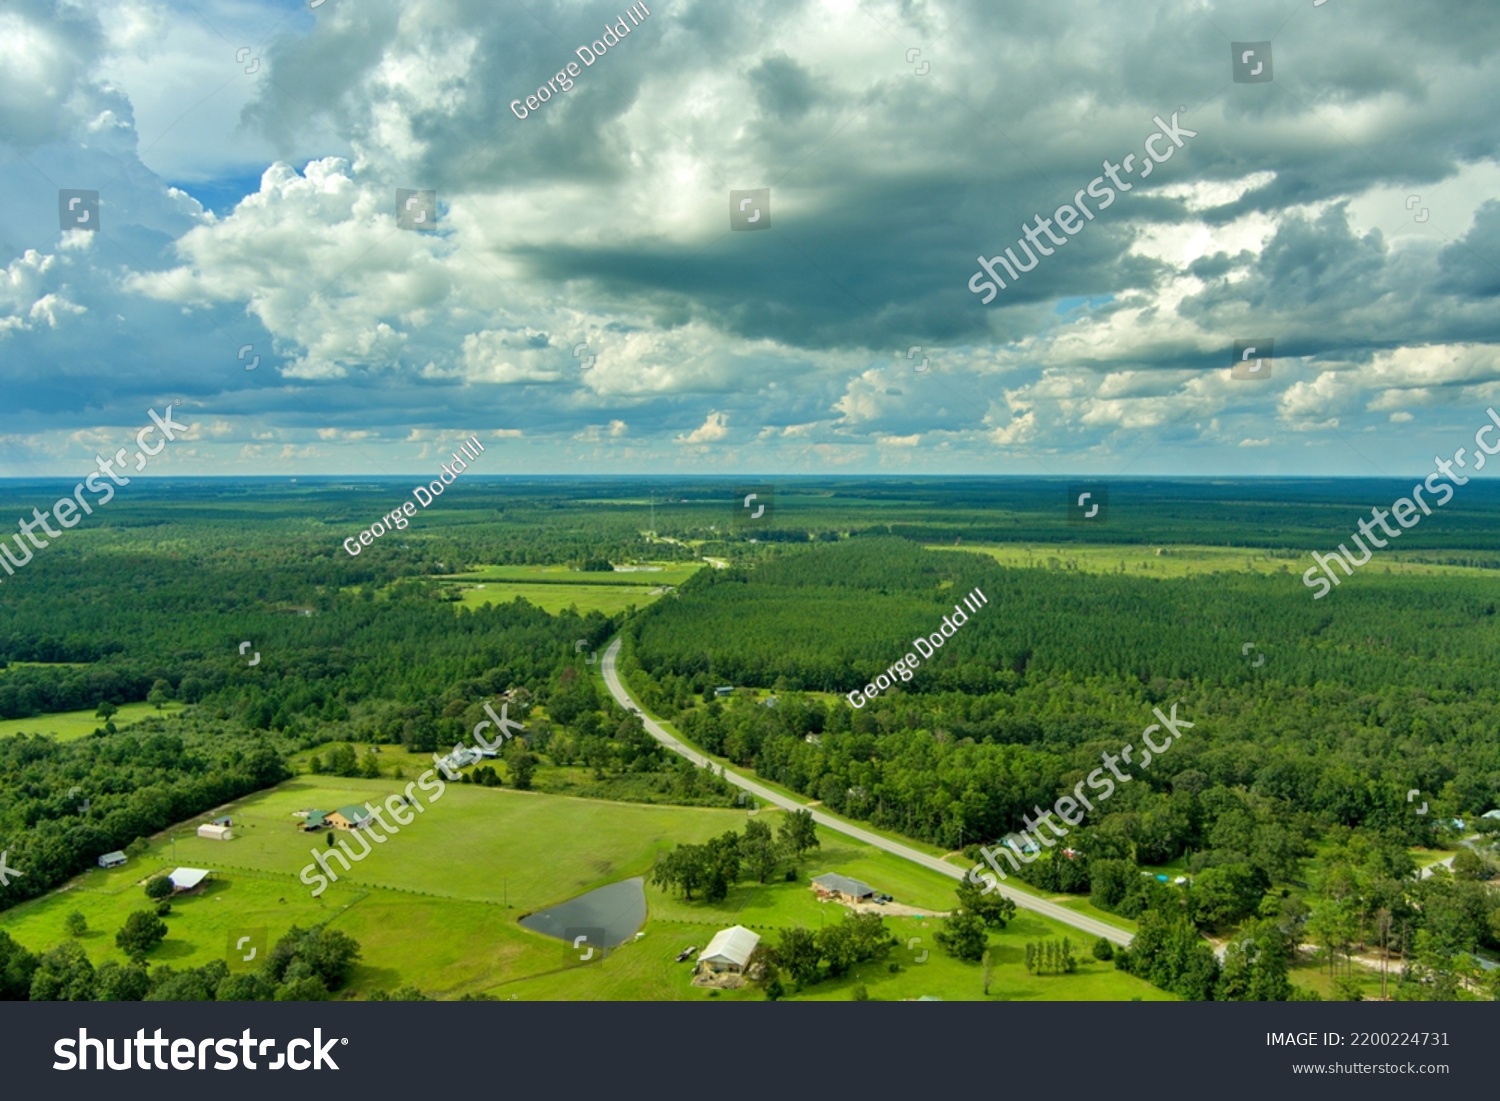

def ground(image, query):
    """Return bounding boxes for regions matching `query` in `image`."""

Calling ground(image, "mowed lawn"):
[0,779,1169,1001]
[0,701,184,742]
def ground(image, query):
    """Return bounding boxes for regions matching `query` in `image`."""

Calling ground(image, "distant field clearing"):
[0,701,185,742]
[930,542,1491,579]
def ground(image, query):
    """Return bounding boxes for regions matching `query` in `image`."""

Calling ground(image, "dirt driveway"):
[832,898,951,919]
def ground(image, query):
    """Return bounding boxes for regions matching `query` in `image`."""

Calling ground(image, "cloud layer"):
[3,0,1499,477]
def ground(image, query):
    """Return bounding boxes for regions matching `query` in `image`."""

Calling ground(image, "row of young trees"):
[1024,939,1077,975]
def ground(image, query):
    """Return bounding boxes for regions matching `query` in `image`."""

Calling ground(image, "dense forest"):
[621,536,1500,999]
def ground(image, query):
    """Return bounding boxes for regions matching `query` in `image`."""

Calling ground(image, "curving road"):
[600,637,1132,947]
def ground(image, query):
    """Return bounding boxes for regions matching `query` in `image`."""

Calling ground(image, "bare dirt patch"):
[830,898,950,919]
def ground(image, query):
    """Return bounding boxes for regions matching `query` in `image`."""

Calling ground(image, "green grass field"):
[441,564,699,618]
[0,701,184,742]
[452,583,662,615]
[443,563,701,586]
[440,561,698,615]
[929,542,1488,579]
[0,777,1169,1001]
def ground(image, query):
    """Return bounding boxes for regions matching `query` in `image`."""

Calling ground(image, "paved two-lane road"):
[600,637,1133,947]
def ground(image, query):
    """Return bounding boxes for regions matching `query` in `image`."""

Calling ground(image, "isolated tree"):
[95,700,118,722]
[324,743,358,777]
[982,948,994,996]
[64,911,88,938]
[1092,937,1114,961]
[116,910,168,962]
[358,747,382,779]
[147,679,172,710]
[935,911,988,962]
[145,876,174,901]
[777,809,819,861]
[505,742,537,790]
[956,876,1017,928]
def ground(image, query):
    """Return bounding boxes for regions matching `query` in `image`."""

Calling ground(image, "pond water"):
[518,876,647,947]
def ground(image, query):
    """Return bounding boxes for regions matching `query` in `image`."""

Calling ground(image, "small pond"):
[518,876,646,947]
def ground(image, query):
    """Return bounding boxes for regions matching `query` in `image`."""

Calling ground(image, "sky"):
[1,0,1499,478]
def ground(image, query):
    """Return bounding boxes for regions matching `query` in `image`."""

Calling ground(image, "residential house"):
[327,805,374,831]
